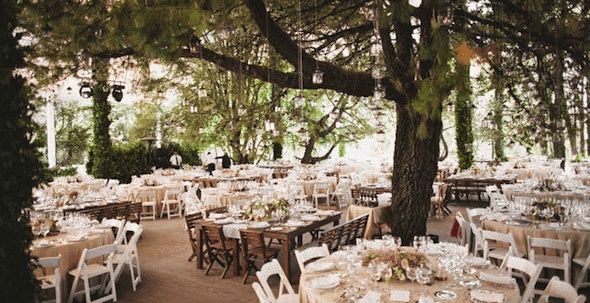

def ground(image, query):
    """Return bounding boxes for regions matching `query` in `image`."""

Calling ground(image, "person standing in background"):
[204,151,216,176]
[169,151,182,169]
[216,152,232,169]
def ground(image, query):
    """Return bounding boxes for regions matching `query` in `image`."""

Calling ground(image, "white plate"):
[269,226,283,231]
[468,290,505,303]
[249,222,270,229]
[214,219,232,225]
[306,262,334,273]
[309,274,340,289]
[301,215,321,221]
[285,221,305,227]
[232,219,248,224]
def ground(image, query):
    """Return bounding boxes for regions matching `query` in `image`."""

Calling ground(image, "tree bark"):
[390,104,442,244]
[454,60,474,169]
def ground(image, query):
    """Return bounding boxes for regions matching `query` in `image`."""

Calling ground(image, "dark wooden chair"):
[350,214,369,242]
[319,225,343,253]
[239,229,280,284]
[126,202,142,224]
[202,224,237,278]
[184,212,204,262]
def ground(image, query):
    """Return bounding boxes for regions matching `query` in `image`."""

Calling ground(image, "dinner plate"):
[309,274,340,289]
[249,222,270,229]
[306,262,334,273]
[269,226,283,231]
[214,219,233,225]
[459,279,481,289]
[285,221,305,227]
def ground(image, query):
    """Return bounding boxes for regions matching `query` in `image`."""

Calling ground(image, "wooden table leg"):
[233,239,240,276]
[281,236,293,282]
[196,228,204,270]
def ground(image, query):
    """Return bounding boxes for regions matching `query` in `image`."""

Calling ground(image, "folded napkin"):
[479,272,515,285]
[359,291,381,303]
[417,295,434,303]
[469,290,505,303]
[389,290,410,302]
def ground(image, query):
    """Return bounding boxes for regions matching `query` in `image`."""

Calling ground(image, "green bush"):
[180,143,202,166]
[47,166,78,179]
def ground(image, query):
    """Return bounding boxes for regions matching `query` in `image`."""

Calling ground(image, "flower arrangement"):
[361,248,434,282]
[532,178,566,192]
[142,177,159,187]
[67,191,79,205]
[531,199,564,221]
[244,198,290,221]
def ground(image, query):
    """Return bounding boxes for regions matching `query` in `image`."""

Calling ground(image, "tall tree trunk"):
[390,105,442,244]
[576,94,585,155]
[585,76,590,156]
[90,58,114,178]
[454,60,474,169]
[555,51,577,156]
[492,73,507,161]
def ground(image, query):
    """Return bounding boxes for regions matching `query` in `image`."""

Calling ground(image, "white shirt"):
[169,154,182,166]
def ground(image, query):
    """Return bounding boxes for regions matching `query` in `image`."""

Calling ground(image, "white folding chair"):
[485,185,499,198]
[161,188,182,219]
[135,190,157,221]
[469,223,484,257]
[67,245,117,303]
[454,213,470,247]
[289,183,307,204]
[573,252,590,290]
[539,276,586,303]
[35,255,62,303]
[252,282,270,303]
[527,236,571,283]
[295,244,330,274]
[500,256,542,303]
[101,218,125,242]
[105,222,143,293]
[466,208,487,226]
[312,182,331,207]
[330,180,351,209]
[482,230,521,263]
[255,259,298,303]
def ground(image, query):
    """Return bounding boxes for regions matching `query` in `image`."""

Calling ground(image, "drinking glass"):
[392,236,402,248]
[368,262,382,282]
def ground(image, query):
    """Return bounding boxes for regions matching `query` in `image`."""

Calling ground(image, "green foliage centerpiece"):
[361,248,434,282]
[244,198,289,221]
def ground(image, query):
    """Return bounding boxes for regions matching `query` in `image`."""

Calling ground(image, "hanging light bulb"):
[312,68,324,84]
[408,0,422,8]
[272,129,279,137]
[79,82,93,99]
[197,89,207,98]
[190,105,197,113]
[274,105,281,112]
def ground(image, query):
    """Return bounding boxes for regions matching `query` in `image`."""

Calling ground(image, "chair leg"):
[67,275,79,303]
[83,277,92,303]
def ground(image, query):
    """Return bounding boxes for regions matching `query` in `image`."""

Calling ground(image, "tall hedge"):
[0,0,44,301]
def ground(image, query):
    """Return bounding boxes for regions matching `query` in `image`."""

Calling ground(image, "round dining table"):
[299,251,520,303]
[31,230,114,298]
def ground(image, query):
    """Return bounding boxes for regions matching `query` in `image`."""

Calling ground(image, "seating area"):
[63,202,142,224]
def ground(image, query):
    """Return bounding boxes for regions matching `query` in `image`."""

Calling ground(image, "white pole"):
[46,99,56,168]
[155,109,162,148]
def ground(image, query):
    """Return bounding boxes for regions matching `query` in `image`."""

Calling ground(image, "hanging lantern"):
[408,0,422,8]
[197,89,207,98]
[274,105,281,112]
[312,68,324,84]
[79,82,93,99]
[272,129,279,137]
[238,108,246,116]
[111,84,125,102]
[190,105,197,113]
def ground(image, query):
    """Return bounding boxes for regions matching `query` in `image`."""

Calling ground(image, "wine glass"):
[368,261,382,282]
[405,267,417,283]
[392,236,402,248]
[413,236,421,250]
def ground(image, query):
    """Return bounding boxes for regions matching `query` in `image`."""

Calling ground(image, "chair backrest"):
[485,185,499,197]
[256,259,295,302]
[574,252,590,289]
[540,276,586,303]
[36,255,61,278]
[295,244,330,273]
[202,224,227,250]
[83,244,115,262]
[115,221,141,245]
[466,208,487,224]
[501,256,541,303]
[240,229,268,258]
[102,218,125,240]
[164,188,182,201]
[482,230,519,258]
[527,236,571,262]
[252,282,270,303]
[185,212,203,230]
[135,190,157,203]
[319,226,343,252]
[126,202,142,223]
